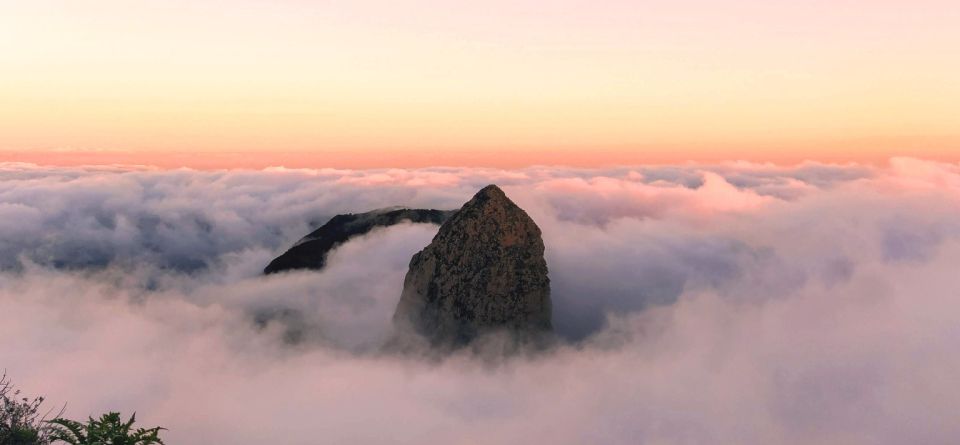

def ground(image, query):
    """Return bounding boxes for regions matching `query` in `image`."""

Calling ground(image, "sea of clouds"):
[1,158,958,444]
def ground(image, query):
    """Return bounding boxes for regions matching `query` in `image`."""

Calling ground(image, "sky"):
[2,0,959,168]
[1,158,959,443]
[3,4,958,440]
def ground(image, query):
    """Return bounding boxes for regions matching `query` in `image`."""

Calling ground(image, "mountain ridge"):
[263,208,455,274]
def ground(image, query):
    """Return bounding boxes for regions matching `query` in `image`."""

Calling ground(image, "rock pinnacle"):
[392,185,552,346]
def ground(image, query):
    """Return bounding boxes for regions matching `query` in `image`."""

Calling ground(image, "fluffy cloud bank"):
[1,158,958,444]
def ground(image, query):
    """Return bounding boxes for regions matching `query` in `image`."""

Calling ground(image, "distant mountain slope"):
[263,208,455,274]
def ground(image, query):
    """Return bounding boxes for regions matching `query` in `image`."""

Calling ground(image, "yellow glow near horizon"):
[2,1,958,167]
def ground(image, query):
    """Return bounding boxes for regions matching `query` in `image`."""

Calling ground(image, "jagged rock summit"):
[393,185,551,346]
[264,208,454,274]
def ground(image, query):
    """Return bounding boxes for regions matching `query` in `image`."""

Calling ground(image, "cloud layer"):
[1,158,959,444]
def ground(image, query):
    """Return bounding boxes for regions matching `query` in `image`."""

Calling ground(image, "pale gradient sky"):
[1,0,958,168]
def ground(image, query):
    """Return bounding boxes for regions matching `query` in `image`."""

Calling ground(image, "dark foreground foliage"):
[0,372,164,445]
[1,372,59,445]
[48,413,164,445]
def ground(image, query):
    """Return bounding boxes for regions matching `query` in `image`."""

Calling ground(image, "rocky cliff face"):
[393,185,551,346]
[264,208,454,274]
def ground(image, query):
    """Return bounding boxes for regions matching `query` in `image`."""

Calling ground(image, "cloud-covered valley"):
[1,158,959,444]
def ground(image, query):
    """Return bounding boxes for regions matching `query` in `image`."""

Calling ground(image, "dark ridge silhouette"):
[264,208,455,274]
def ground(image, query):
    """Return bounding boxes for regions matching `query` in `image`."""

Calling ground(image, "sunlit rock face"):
[393,185,552,347]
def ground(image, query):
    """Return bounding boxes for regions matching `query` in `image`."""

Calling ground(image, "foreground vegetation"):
[1,373,164,445]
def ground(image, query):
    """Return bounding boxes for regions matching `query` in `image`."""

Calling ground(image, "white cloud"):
[1,159,958,444]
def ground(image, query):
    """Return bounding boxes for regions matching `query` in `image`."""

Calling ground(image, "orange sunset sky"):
[2,0,958,168]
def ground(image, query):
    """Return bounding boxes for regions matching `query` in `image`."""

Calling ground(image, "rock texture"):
[264,208,454,274]
[393,185,551,346]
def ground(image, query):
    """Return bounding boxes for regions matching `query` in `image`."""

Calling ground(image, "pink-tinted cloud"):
[1,158,958,444]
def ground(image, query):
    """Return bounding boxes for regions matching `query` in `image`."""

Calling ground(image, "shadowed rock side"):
[393,185,552,347]
[264,208,455,274]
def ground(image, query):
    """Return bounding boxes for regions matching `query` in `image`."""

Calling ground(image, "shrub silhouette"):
[1,372,164,445]
[47,413,164,445]
[1,372,60,445]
